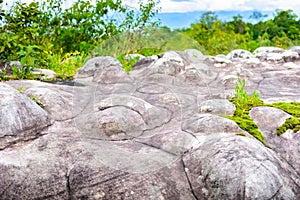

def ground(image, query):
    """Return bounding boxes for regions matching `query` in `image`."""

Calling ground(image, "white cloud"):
[123,0,300,13]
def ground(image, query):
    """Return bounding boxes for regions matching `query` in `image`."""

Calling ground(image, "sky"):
[124,0,300,13]
[2,0,300,13]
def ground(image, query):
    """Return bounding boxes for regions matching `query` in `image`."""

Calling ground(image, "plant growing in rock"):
[269,102,300,135]
[228,78,300,143]
[227,78,265,144]
[29,95,45,109]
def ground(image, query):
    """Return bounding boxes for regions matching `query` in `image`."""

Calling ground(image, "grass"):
[226,78,266,144]
[227,78,300,143]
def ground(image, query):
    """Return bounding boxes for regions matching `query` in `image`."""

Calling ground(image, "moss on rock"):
[277,117,300,136]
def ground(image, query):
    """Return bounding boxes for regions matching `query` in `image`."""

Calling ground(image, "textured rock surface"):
[1,47,300,199]
[0,83,52,150]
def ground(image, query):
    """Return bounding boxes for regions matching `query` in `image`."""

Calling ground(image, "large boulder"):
[0,83,52,150]
[183,134,300,199]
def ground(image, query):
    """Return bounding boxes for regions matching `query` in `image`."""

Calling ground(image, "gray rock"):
[1,47,300,199]
[244,57,261,68]
[266,53,284,62]
[283,62,300,69]
[125,53,145,60]
[226,49,254,59]
[0,83,52,149]
[148,51,186,76]
[254,46,285,55]
[181,49,204,63]
[289,46,300,55]
[198,99,236,116]
[250,106,300,174]
[282,50,299,62]
[212,55,233,68]
[181,114,242,135]
[93,62,133,84]
[76,56,122,78]
[183,134,299,199]
[0,61,23,76]
[31,68,56,80]
[25,87,74,121]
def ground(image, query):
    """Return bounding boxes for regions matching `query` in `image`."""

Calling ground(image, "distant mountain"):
[157,10,275,29]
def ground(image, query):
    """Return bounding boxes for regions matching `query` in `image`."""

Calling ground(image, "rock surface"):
[1,47,300,199]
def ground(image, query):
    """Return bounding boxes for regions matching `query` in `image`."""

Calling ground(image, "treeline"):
[0,0,300,79]
[180,10,300,55]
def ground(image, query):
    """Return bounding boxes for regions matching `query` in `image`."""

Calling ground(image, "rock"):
[76,56,122,78]
[254,47,286,62]
[244,57,261,68]
[212,55,232,68]
[198,99,236,116]
[96,95,172,130]
[250,106,290,133]
[254,46,285,55]
[125,54,145,60]
[181,114,242,135]
[181,49,204,63]
[183,134,300,199]
[132,55,158,70]
[282,50,299,62]
[148,51,186,76]
[24,87,73,121]
[30,68,56,80]
[226,49,253,59]
[0,61,23,76]
[250,106,300,173]
[283,62,300,69]
[92,62,133,84]
[265,53,284,62]
[0,83,52,150]
[289,46,300,55]
[1,48,300,199]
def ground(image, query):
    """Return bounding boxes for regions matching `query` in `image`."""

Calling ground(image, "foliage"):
[227,78,265,144]
[268,102,300,135]
[92,26,202,70]
[0,0,160,78]
[182,10,300,55]
[29,95,45,109]
[276,117,300,136]
[227,78,300,143]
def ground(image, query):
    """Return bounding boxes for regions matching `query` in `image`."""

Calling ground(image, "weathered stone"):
[0,61,23,76]
[198,99,235,116]
[183,134,300,199]
[254,46,285,55]
[181,114,242,135]
[250,106,300,173]
[1,48,300,199]
[181,49,204,63]
[0,83,52,149]
[244,57,261,68]
[213,55,232,68]
[226,49,254,59]
[289,46,300,55]
[25,87,73,121]
[31,68,56,80]
[282,50,299,62]
[76,56,122,78]
[283,62,300,69]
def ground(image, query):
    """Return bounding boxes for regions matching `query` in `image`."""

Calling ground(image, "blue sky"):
[125,0,300,13]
